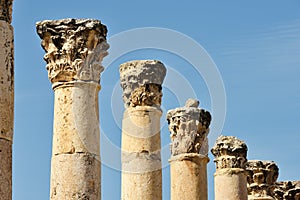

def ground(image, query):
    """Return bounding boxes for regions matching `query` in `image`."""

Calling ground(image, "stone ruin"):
[0,1,299,199]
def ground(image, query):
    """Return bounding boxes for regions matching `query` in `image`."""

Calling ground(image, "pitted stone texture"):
[0,21,14,141]
[50,153,100,200]
[246,160,279,200]
[122,107,162,173]
[36,18,108,84]
[119,60,166,107]
[273,181,300,200]
[122,170,162,200]
[52,83,100,156]
[0,139,12,200]
[129,84,162,107]
[167,99,211,156]
[211,135,248,170]
[214,170,248,200]
[0,0,13,23]
[122,151,161,173]
[121,105,163,199]
[122,106,161,150]
[212,136,248,200]
[169,154,209,200]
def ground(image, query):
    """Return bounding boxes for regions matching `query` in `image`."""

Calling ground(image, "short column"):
[167,99,211,200]
[36,18,109,200]
[120,60,166,200]
[0,1,14,200]
[211,136,248,200]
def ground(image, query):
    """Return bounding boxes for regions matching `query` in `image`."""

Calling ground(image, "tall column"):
[36,18,109,200]
[246,160,279,200]
[273,181,300,200]
[120,60,166,200]
[0,1,14,199]
[167,99,211,200]
[211,136,248,200]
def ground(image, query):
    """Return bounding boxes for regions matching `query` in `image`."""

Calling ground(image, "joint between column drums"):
[169,153,209,164]
[214,168,246,176]
[52,80,101,91]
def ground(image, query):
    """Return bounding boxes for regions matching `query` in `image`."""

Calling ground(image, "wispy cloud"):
[219,19,300,68]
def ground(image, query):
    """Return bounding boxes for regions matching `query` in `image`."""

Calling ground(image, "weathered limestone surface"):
[246,160,279,200]
[52,83,100,156]
[0,139,12,200]
[36,18,109,87]
[211,136,248,200]
[36,18,108,200]
[0,21,13,142]
[167,99,211,200]
[273,181,300,200]
[120,60,166,200]
[169,154,209,200]
[50,153,100,200]
[0,0,13,23]
[167,99,211,156]
[120,60,166,108]
[0,3,14,199]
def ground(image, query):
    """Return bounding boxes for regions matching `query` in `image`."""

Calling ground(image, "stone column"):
[36,18,109,200]
[166,99,211,200]
[246,160,279,200]
[0,1,14,199]
[119,60,166,200]
[211,136,248,200]
[273,181,300,200]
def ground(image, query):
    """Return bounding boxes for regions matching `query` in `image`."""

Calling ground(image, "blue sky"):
[12,1,300,199]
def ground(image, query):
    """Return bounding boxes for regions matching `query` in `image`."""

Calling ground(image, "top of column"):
[119,60,166,108]
[0,0,13,23]
[166,99,211,156]
[36,18,109,87]
[211,135,248,170]
[273,181,300,200]
[246,160,279,198]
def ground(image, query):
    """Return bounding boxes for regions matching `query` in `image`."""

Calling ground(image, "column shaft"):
[121,107,162,200]
[170,155,209,200]
[0,1,14,198]
[50,83,101,199]
[214,169,248,200]
[0,139,12,199]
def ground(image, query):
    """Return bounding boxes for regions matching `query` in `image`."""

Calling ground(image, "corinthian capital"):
[273,181,300,200]
[211,136,248,170]
[246,160,279,199]
[36,18,109,85]
[0,0,13,23]
[119,60,166,108]
[167,99,211,156]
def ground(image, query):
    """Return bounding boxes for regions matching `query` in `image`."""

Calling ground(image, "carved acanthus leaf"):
[0,0,13,23]
[246,160,279,198]
[211,136,248,170]
[119,60,166,107]
[167,99,211,156]
[36,18,109,84]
